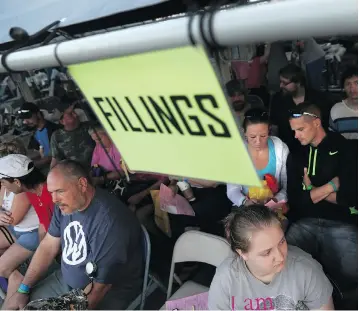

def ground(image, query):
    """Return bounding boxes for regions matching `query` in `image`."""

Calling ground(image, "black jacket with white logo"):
[287,131,357,224]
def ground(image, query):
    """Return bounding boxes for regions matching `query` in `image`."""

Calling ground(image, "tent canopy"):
[0,0,170,50]
[0,0,249,52]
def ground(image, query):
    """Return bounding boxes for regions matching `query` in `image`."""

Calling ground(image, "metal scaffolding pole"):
[0,0,357,73]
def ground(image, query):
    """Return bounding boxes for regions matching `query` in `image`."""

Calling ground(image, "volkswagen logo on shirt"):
[62,221,87,266]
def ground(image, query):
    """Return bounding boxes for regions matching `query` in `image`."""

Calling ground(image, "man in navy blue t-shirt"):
[4,160,144,310]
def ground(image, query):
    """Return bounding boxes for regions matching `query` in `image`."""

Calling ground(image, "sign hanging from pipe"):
[69,46,260,186]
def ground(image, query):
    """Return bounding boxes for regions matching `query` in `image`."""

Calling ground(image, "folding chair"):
[164,231,232,305]
[127,225,167,310]
[127,225,151,310]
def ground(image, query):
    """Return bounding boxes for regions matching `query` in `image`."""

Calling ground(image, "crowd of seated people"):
[0,159,143,310]
[0,109,148,309]
[220,65,358,308]
[0,63,355,310]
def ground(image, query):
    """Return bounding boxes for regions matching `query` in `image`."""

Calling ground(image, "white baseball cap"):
[0,154,34,179]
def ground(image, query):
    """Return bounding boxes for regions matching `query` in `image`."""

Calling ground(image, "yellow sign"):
[69,46,260,186]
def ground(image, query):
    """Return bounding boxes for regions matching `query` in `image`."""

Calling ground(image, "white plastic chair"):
[165,230,232,304]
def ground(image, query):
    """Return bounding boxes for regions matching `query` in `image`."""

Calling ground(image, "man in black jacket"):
[286,102,357,294]
[18,101,61,169]
[270,64,333,153]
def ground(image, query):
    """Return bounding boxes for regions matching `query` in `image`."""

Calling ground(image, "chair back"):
[140,225,151,309]
[247,94,265,108]
[167,231,232,299]
[173,231,231,266]
[126,225,151,310]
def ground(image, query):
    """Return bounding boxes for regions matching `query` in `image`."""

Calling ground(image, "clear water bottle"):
[39,145,44,158]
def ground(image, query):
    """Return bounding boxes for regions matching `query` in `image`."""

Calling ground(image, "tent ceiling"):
[0,0,168,51]
[0,0,252,52]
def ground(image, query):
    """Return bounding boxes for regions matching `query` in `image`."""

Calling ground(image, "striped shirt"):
[329,100,358,140]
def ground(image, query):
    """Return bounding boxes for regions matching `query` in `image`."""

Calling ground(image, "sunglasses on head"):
[289,110,319,119]
[18,109,30,114]
[244,111,269,120]
[17,109,34,118]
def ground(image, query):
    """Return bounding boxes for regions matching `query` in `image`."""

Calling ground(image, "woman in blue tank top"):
[227,108,289,207]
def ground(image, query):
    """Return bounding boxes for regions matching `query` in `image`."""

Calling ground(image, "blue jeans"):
[286,218,358,291]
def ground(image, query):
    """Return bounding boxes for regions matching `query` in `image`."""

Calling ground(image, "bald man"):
[4,160,143,310]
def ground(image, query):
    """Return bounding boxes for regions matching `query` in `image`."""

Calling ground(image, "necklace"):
[37,197,43,207]
[34,184,52,224]
[36,184,44,207]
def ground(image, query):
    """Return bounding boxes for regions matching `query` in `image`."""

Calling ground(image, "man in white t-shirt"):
[329,67,358,140]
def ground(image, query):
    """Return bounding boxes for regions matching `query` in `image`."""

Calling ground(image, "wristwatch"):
[306,184,313,191]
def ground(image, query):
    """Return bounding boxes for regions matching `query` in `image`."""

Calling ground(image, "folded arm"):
[309,184,334,204]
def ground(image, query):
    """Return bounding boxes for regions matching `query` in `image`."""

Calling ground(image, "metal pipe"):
[0,0,357,73]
